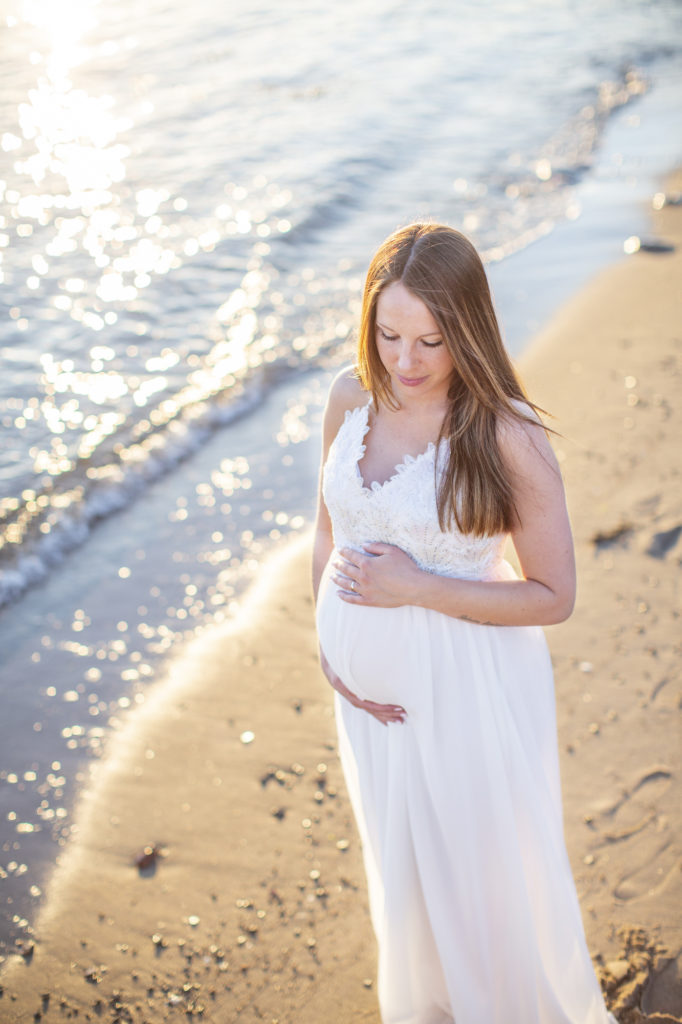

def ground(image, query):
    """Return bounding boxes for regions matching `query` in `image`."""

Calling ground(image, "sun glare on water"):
[0,0,353,578]
[15,0,128,191]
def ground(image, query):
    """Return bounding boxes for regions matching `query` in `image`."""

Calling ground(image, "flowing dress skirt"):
[316,559,617,1024]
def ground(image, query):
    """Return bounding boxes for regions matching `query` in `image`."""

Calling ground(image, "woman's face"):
[375,281,455,405]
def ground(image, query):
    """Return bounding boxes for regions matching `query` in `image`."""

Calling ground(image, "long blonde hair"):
[356,222,543,537]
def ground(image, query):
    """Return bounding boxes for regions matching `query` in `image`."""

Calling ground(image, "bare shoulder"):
[323,365,368,442]
[328,365,366,406]
[496,399,560,481]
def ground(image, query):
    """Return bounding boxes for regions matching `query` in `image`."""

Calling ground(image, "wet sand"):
[1,180,681,1022]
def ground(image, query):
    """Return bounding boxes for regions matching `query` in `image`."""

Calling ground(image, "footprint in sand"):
[588,765,679,903]
[612,841,680,902]
[590,510,682,561]
[591,765,672,822]
[641,953,682,1018]
[644,523,682,559]
[590,523,633,552]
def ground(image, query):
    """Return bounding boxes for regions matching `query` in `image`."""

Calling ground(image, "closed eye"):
[377,327,399,342]
[376,325,443,347]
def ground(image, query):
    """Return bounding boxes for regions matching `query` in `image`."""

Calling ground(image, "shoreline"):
[2,181,681,1021]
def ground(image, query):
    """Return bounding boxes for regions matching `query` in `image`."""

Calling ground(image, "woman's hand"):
[331,543,424,608]
[318,646,406,726]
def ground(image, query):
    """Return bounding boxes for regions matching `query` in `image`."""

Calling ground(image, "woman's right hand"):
[318,646,406,726]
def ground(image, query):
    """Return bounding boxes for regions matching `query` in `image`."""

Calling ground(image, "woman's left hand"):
[331,543,424,607]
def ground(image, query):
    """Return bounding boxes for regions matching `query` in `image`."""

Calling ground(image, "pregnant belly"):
[316,562,421,709]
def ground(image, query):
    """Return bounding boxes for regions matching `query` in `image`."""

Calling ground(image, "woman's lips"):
[397,374,427,387]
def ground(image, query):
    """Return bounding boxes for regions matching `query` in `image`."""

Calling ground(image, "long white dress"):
[316,401,617,1024]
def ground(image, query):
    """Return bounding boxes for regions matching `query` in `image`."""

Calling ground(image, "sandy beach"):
[1,180,680,1022]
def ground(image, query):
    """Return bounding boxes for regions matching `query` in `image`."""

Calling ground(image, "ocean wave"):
[0,383,265,609]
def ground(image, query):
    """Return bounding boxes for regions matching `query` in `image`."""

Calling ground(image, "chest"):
[322,407,506,578]
[357,410,443,490]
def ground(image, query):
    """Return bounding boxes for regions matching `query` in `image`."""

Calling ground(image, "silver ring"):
[350,580,356,592]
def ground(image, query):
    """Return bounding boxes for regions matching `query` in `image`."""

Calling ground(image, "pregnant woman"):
[313,223,617,1024]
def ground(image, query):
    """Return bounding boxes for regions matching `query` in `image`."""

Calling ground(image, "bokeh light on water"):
[2,0,369,603]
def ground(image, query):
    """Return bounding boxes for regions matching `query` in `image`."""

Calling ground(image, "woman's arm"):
[313,369,406,724]
[312,367,360,601]
[331,415,576,628]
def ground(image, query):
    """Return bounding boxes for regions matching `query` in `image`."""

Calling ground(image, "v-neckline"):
[354,401,438,495]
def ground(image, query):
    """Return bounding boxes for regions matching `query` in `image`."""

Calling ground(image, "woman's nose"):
[397,342,417,370]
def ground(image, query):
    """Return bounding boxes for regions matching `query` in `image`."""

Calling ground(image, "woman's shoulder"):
[322,366,369,445]
[497,397,545,440]
[328,365,367,407]
[496,397,559,480]
[505,396,543,425]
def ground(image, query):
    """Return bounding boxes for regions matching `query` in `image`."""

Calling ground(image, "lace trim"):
[324,402,506,578]
[352,401,439,495]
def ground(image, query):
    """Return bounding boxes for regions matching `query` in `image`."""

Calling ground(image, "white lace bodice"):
[322,401,507,580]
